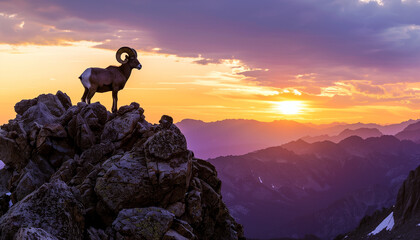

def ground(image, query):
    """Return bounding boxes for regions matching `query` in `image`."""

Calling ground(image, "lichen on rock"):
[0,92,244,240]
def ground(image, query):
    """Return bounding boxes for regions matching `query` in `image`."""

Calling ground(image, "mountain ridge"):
[209,135,420,239]
[177,118,418,159]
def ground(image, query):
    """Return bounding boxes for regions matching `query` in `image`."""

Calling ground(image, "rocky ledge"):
[0,91,244,240]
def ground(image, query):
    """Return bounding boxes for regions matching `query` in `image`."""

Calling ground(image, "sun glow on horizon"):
[275,101,305,115]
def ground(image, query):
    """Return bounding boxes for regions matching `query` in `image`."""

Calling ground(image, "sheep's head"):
[116,46,142,70]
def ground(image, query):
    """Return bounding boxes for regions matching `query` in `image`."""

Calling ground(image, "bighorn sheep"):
[79,46,142,113]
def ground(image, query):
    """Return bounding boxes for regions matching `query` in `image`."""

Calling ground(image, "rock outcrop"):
[0,91,244,240]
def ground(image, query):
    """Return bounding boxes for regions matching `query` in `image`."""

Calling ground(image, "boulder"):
[67,102,108,150]
[145,128,188,160]
[0,180,84,240]
[112,207,174,240]
[101,106,142,143]
[13,161,50,202]
[14,227,58,240]
[14,99,37,116]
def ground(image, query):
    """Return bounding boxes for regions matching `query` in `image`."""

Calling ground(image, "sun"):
[275,101,304,115]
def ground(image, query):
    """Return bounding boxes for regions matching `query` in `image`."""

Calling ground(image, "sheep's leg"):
[81,87,88,103]
[112,90,118,113]
[86,88,97,104]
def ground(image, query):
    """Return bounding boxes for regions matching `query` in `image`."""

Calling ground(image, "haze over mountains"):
[209,135,420,239]
[177,119,418,159]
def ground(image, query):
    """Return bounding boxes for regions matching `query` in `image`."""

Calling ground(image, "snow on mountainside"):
[368,212,394,236]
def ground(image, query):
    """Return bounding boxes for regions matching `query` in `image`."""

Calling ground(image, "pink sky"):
[1,0,420,124]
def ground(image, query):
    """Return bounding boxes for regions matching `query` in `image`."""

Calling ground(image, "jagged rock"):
[0,192,10,216]
[159,115,174,129]
[14,227,59,240]
[0,180,84,240]
[55,90,72,110]
[36,123,73,168]
[86,227,110,240]
[0,92,244,240]
[20,93,67,133]
[171,219,196,239]
[101,103,143,144]
[0,165,12,193]
[13,160,51,202]
[394,166,420,225]
[167,202,186,217]
[0,128,29,170]
[95,152,155,218]
[163,230,189,240]
[193,159,221,192]
[14,99,37,116]
[67,102,108,150]
[145,128,188,160]
[112,207,174,240]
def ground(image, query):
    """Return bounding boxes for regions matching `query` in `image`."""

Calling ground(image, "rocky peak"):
[0,91,244,240]
[394,165,420,226]
[336,164,420,240]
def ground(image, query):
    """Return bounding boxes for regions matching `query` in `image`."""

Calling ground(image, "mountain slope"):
[302,128,383,143]
[209,136,420,239]
[338,164,420,240]
[395,121,420,143]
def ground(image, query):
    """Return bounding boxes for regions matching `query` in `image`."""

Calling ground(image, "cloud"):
[2,0,420,87]
[351,81,386,95]
[193,58,223,65]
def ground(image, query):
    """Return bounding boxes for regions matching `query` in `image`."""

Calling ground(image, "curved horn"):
[131,48,138,58]
[116,46,135,63]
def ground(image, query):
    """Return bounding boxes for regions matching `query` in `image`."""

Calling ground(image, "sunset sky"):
[1,0,420,124]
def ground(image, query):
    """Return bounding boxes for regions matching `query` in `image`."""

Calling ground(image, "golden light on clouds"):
[1,42,420,125]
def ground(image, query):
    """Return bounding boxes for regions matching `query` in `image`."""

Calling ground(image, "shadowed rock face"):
[336,165,420,240]
[0,91,244,240]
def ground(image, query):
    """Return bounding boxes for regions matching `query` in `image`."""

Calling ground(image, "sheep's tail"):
[79,68,92,89]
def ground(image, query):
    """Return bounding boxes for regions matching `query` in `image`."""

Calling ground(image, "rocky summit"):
[0,91,244,240]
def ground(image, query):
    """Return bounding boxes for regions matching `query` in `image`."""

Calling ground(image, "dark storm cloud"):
[2,0,420,84]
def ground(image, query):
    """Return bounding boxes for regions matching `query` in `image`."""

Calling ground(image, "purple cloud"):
[2,0,420,85]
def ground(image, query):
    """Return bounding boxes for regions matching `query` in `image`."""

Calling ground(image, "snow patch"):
[5,192,11,196]
[368,212,394,236]
[417,223,420,227]
[258,177,263,184]
[8,200,12,207]
[0,160,4,169]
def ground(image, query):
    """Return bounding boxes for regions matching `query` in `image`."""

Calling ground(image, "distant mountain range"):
[208,135,420,239]
[177,119,418,159]
[301,127,383,143]
[395,121,420,143]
